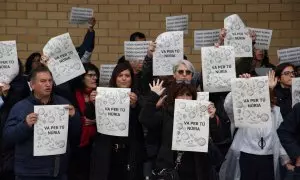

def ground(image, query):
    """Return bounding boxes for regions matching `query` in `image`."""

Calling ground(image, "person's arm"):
[277,103,300,160]
[3,105,33,148]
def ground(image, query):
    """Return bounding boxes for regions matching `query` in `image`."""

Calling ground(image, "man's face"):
[31,72,53,97]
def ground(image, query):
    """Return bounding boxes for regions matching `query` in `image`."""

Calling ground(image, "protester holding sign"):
[140,80,217,180]
[2,66,81,180]
[90,63,145,180]
[24,52,42,78]
[274,63,297,118]
[220,73,291,180]
[68,63,99,180]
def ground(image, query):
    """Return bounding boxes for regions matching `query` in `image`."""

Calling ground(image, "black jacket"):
[90,105,145,180]
[274,84,292,118]
[277,103,300,159]
[139,92,211,180]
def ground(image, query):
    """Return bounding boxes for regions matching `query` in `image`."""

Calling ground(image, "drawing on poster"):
[278,47,300,66]
[224,14,245,32]
[95,87,130,137]
[153,31,184,76]
[197,92,209,101]
[172,99,210,152]
[201,46,236,92]
[43,33,86,85]
[0,41,18,84]
[166,15,189,34]
[224,30,252,57]
[231,76,271,128]
[70,7,93,24]
[292,78,300,107]
[248,27,272,50]
[194,29,220,50]
[34,105,69,156]
[124,41,150,61]
[99,64,116,87]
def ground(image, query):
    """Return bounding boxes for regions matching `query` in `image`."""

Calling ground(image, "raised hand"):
[149,79,165,96]
[268,70,278,90]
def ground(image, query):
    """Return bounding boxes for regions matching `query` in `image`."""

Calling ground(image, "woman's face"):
[83,70,98,89]
[173,63,193,81]
[116,69,132,88]
[31,55,41,70]
[175,92,193,100]
[254,49,264,61]
[279,66,296,87]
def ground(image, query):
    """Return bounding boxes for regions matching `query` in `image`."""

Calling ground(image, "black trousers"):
[239,152,274,180]
[108,147,129,180]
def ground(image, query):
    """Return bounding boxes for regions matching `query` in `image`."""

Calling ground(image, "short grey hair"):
[173,60,195,75]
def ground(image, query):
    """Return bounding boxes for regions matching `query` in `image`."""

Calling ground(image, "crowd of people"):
[0,17,300,180]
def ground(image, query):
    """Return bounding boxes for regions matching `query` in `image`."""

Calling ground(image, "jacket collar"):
[28,92,54,105]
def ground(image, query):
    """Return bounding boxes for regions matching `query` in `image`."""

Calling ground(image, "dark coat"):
[90,105,145,180]
[2,94,81,177]
[139,92,211,180]
[274,84,292,118]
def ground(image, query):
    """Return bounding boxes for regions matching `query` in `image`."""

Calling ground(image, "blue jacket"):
[3,94,81,177]
[76,29,95,63]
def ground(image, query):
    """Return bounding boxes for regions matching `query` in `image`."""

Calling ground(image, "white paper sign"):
[248,27,272,50]
[0,41,18,84]
[194,29,220,50]
[278,47,300,66]
[95,87,130,137]
[43,33,86,85]
[224,30,253,57]
[231,76,271,128]
[201,46,236,92]
[292,78,300,107]
[34,105,69,156]
[124,41,150,61]
[166,15,189,34]
[197,92,209,101]
[224,14,245,32]
[153,31,184,76]
[99,64,116,87]
[70,7,93,24]
[172,99,210,152]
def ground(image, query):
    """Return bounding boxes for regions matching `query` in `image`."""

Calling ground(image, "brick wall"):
[1,0,300,70]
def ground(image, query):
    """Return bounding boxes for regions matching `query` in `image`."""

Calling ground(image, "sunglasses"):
[86,73,97,78]
[281,71,297,76]
[177,70,192,75]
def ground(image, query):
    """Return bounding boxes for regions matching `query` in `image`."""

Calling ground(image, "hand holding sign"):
[0,83,10,97]
[89,90,97,103]
[64,105,75,117]
[129,92,138,108]
[26,112,38,128]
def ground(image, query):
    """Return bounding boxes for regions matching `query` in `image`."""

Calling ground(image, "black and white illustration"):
[292,78,300,107]
[224,30,253,57]
[172,99,210,153]
[34,105,69,156]
[95,87,131,137]
[99,64,117,87]
[201,46,236,92]
[248,27,272,50]
[0,40,18,84]
[43,33,86,85]
[278,47,300,66]
[197,92,209,101]
[153,31,184,76]
[124,41,151,61]
[70,7,93,24]
[224,14,245,33]
[194,29,220,50]
[166,15,189,34]
[231,76,271,128]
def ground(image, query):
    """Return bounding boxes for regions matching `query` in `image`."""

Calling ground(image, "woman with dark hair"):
[219,73,291,180]
[139,80,214,180]
[90,63,145,180]
[24,52,41,77]
[68,63,99,180]
[273,63,297,118]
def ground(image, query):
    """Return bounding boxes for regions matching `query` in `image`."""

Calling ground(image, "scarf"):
[75,89,97,147]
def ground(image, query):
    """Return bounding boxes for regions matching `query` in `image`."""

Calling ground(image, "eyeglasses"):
[281,71,297,76]
[177,70,192,75]
[86,73,97,78]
